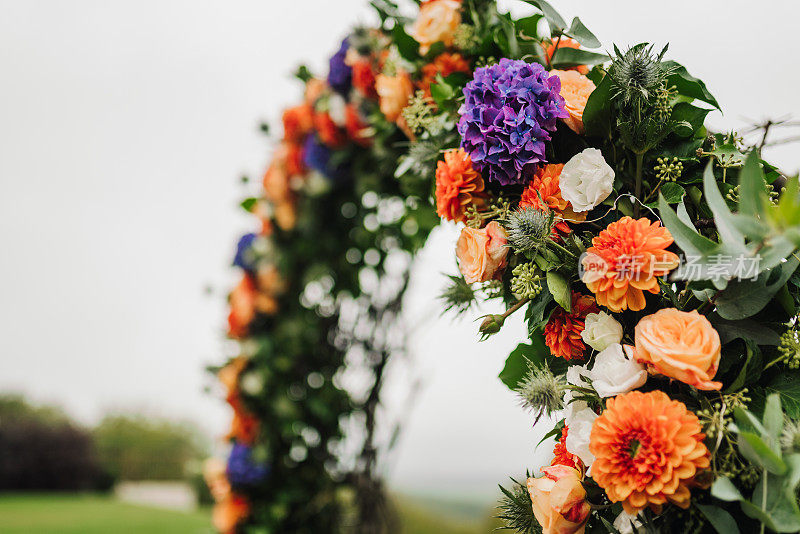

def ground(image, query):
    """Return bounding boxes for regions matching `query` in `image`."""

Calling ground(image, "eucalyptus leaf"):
[582,74,612,138]
[520,0,566,31]
[696,504,741,534]
[550,47,609,68]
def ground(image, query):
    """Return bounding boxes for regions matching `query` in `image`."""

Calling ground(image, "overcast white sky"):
[1,0,799,503]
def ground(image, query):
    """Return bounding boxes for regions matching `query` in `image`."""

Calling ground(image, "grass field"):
[0,493,500,533]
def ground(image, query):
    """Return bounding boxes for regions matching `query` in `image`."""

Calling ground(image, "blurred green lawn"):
[0,493,501,533]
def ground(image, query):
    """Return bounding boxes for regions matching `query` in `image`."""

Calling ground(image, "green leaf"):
[429,74,455,108]
[498,334,549,390]
[671,102,711,137]
[715,256,800,320]
[696,504,741,534]
[240,197,258,212]
[565,17,600,48]
[660,182,686,204]
[756,373,800,419]
[664,60,721,110]
[515,14,543,40]
[392,24,420,62]
[712,318,779,346]
[702,161,746,252]
[738,151,769,218]
[582,73,612,138]
[551,47,609,68]
[520,0,566,31]
[658,197,717,257]
[736,429,786,475]
[711,476,745,502]
[546,271,571,312]
[764,393,784,441]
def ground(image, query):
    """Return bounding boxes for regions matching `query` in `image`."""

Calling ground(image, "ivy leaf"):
[663,60,721,110]
[671,102,711,137]
[498,334,549,390]
[753,373,800,419]
[564,17,600,48]
[659,182,685,204]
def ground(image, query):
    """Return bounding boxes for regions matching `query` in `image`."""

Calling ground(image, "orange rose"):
[551,70,596,135]
[375,71,414,122]
[456,221,508,283]
[527,465,591,534]
[629,309,722,390]
[409,0,461,55]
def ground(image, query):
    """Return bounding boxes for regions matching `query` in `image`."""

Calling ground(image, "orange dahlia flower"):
[352,60,378,98]
[630,309,722,390]
[551,426,584,473]
[435,148,487,222]
[543,37,589,75]
[226,398,260,445]
[544,292,598,360]
[313,111,346,148]
[419,53,471,100]
[581,217,679,312]
[345,104,372,147]
[282,104,314,143]
[520,164,586,236]
[590,391,710,514]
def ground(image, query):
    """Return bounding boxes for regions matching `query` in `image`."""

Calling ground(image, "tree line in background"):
[0,394,208,493]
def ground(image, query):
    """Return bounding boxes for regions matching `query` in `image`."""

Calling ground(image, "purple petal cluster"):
[227,443,270,487]
[327,38,352,95]
[233,233,258,273]
[457,59,568,185]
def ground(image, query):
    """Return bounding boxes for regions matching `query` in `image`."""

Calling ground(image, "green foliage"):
[93,413,208,481]
[497,478,541,534]
[712,395,800,533]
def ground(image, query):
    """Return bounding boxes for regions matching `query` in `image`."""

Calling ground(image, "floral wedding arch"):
[205,1,800,532]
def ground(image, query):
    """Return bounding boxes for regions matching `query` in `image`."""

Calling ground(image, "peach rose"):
[628,308,722,391]
[552,70,595,135]
[212,493,249,534]
[375,71,414,122]
[409,0,461,55]
[456,221,508,283]
[527,465,591,534]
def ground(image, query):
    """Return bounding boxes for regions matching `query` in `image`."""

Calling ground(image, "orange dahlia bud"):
[435,148,487,222]
[543,37,589,75]
[419,52,471,99]
[589,390,710,515]
[519,164,586,236]
[544,292,598,360]
[581,217,680,312]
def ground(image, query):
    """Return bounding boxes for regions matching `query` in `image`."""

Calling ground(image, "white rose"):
[613,511,644,534]
[581,311,623,352]
[327,93,348,126]
[559,148,615,212]
[588,343,647,398]
[565,405,597,467]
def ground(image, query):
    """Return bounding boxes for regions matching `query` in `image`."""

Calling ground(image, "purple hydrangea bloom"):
[303,135,347,182]
[327,38,352,95]
[227,443,270,487]
[233,233,258,273]
[457,59,568,185]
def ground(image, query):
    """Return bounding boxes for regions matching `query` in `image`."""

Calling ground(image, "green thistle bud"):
[439,274,476,315]
[516,365,564,417]
[506,207,554,256]
[781,419,800,452]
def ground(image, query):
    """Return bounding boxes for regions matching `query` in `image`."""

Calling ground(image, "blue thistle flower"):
[226,443,270,487]
[233,233,259,273]
[327,38,352,95]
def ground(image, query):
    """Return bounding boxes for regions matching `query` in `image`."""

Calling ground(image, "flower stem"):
[502,297,531,319]
[634,152,644,218]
